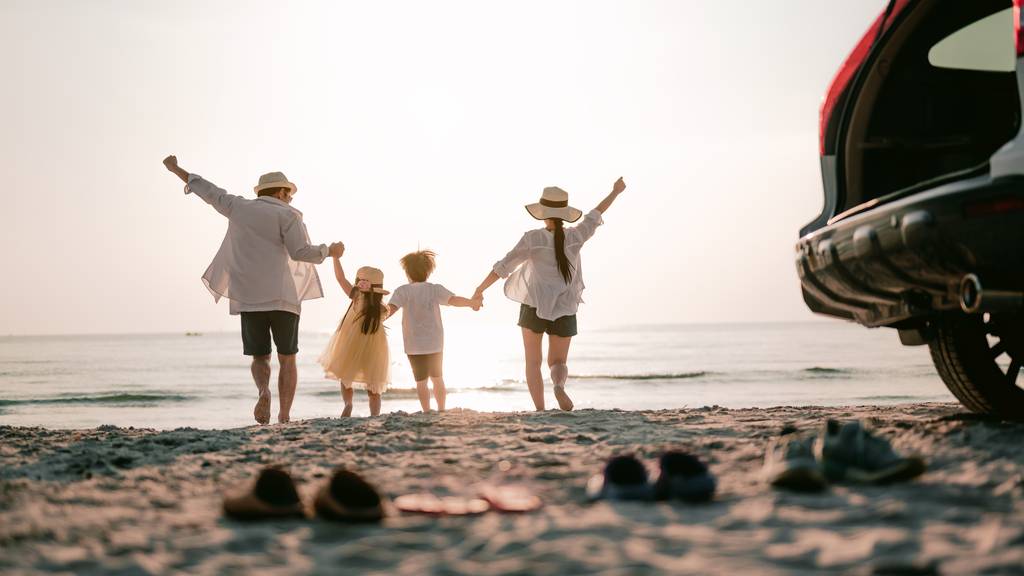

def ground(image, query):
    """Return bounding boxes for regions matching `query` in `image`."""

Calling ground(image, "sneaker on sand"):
[819,420,926,484]
[763,433,828,493]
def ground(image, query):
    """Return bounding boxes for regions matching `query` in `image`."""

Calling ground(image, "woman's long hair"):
[347,287,384,334]
[552,219,574,284]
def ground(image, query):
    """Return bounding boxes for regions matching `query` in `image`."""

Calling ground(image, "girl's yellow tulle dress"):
[319,293,390,394]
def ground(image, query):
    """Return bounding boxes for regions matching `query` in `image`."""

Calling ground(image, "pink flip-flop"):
[394,493,490,516]
[479,484,543,513]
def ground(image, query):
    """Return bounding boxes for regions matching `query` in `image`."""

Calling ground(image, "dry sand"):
[1,403,1023,575]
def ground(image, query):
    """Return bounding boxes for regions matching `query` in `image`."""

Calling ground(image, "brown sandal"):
[314,468,387,523]
[222,467,306,521]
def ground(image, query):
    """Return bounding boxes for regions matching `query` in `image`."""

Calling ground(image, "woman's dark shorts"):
[407,352,443,381]
[518,304,578,337]
[241,311,300,356]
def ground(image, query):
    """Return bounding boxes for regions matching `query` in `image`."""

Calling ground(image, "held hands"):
[329,242,345,258]
[612,176,626,195]
[469,296,483,311]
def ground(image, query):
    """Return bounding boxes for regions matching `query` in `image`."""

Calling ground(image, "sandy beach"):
[1,403,1022,575]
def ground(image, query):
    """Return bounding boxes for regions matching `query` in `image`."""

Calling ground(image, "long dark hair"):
[552,219,574,284]
[346,287,384,334]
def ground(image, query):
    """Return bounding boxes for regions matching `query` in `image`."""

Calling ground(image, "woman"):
[474,177,627,411]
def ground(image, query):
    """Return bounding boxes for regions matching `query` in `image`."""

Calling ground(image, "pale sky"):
[1,0,887,335]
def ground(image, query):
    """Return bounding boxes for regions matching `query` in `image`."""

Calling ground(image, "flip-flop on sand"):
[222,467,306,521]
[478,484,543,513]
[652,451,716,503]
[314,468,387,523]
[586,454,653,501]
[394,493,490,516]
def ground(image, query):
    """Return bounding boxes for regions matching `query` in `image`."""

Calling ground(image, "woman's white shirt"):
[492,209,603,321]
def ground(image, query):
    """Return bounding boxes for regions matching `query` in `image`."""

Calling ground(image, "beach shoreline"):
[2,402,1022,574]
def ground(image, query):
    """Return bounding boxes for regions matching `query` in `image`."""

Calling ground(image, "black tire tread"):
[928,314,1024,419]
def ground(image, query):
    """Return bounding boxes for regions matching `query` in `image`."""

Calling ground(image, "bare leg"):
[548,335,573,411]
[521,328,545,411]
[340,383,353,417]
[368,392,382,416]
[277,353,297,423]
[251,355,272,425]
[431,376,446,412]
[415,379,431,412]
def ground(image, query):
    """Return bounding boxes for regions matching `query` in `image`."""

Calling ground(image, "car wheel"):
[929,312,1024,419]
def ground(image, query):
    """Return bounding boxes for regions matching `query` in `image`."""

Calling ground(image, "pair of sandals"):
[223,467,543,522]
[586,451,717,503]
[223,467,385,522]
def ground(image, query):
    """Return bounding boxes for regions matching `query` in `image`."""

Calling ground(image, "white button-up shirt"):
[492,209,603,321]
[187,174,328,316]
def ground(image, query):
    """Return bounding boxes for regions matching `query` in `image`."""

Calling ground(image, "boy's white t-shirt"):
[388,282,455,355]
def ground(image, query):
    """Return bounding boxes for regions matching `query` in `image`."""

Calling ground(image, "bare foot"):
[341,404,353,418]
[254,390,271,425]
[553,387,574,411]
[278,414,290,424]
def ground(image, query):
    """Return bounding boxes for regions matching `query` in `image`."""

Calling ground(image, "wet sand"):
[1,403,1022,575]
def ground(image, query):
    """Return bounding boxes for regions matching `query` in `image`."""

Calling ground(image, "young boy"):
[387,250,480,412]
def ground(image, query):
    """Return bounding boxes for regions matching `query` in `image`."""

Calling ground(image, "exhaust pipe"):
[960,274,1024,313]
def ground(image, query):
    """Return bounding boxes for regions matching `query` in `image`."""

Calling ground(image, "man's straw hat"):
[525,187,582,223]
[254,171,297,195]
[356,266,389,295]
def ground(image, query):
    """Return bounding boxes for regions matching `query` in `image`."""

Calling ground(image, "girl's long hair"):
[552,219,574,284]
[347,287,384,334]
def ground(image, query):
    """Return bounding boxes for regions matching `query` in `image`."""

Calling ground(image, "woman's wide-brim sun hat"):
[525,186,583,223]
[254,171,298,195]
[356,266,390,295]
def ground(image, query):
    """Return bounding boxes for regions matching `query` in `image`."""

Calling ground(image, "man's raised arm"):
[162,154,240,218]
[163,155,189,183]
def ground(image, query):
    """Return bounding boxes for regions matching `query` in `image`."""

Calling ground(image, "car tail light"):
[1015,0,1024,55]
[963,196,1024,218]
[820,1,911,155]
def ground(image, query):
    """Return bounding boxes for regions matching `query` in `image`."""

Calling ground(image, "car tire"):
[929,313,1024,419]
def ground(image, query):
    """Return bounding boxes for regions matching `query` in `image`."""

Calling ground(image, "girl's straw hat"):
[254,171,298,194]
[525,187,583,223]
[356,266,390,295]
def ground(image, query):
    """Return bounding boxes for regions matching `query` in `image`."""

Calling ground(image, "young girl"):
[473,177,627,412]
[319,252,391,417]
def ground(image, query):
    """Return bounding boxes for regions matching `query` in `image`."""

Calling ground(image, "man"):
[163,155,343,425]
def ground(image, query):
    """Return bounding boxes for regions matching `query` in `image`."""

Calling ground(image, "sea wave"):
[799,367,854,379]
[313,388,422,399]
[0,393,193,407]
[569,372,710,381]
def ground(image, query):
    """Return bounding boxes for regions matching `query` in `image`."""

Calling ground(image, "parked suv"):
[798,0,1024,418]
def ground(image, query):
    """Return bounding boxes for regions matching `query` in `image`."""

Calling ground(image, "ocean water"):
[0,322,954,429]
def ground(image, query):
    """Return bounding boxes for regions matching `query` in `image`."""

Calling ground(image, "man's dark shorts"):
[517,304,578,337]
[241,311,300,356]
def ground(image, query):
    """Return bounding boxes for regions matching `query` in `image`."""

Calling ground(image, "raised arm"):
[163,155,188,183]
[163,154,242,217]
[594,177,627,214]
[333,252,355,297]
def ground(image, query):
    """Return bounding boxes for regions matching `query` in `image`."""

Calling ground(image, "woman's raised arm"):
[594,177,627,214]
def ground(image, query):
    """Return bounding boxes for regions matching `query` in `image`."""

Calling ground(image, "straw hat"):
[356,266,390,295]
[254,171,298,195]
[525,187,583,223]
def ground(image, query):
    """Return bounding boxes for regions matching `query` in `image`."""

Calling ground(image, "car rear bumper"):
[796,172,1024,327]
